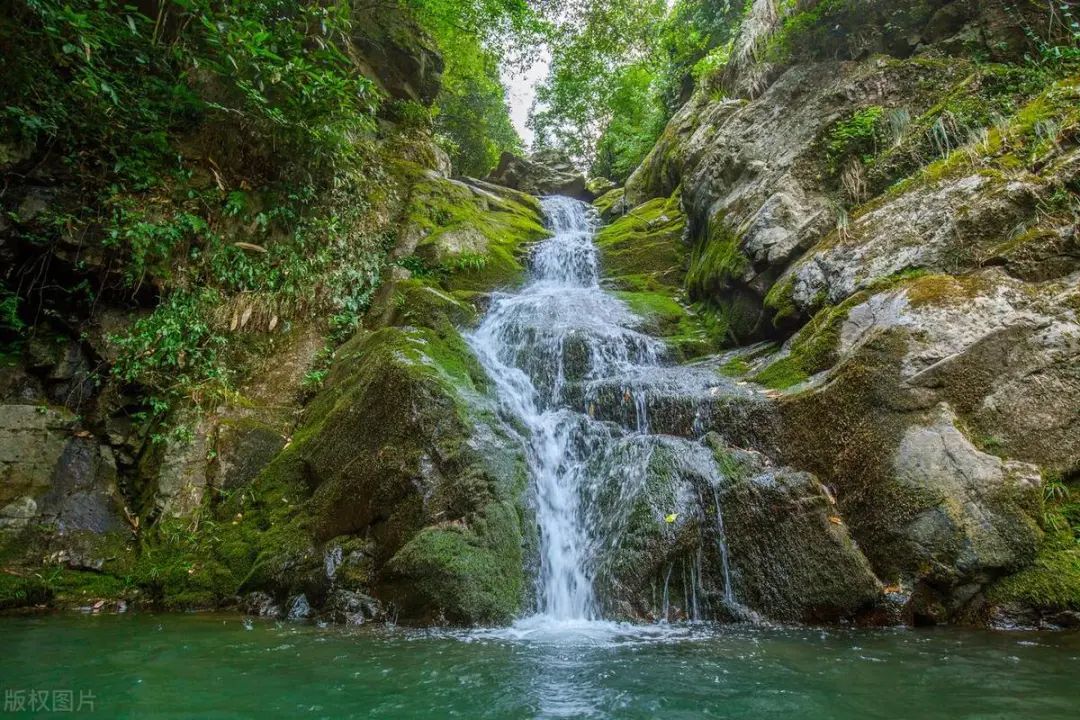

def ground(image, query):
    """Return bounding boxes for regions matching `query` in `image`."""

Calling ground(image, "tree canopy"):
[529,0,749,181]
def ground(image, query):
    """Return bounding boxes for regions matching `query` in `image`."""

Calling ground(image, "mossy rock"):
[398,176,549,293]
[593,187,626,221]
[711,444,882,622]
[284,323,529,624]
[381,498,527,625]
[597,193,726,358]
[988,528,1080,619]
[596,193,686,288]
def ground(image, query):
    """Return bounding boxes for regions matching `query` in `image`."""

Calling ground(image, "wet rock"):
[391,175,548,294]
[586,177,616,198]
[593,187,628,222]
[590,435,881,623]
[242,591,281,618]
[322,589,383,625]
[267,323,532,626]
[37,439,124,535]
[714,446,883,622]
[286,594,312,620]
[583,364,774,446]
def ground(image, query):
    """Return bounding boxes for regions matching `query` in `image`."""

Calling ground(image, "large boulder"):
[587,434,881,623]
[755,269,1078,622]
[294,323,532,625]
[486,152,592,200]
[0,405,124,538]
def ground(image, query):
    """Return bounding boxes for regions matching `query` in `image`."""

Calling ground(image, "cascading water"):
[468,197,734,627]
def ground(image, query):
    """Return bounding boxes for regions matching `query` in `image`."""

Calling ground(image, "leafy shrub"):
[826,106,885,171]
[110,288,228,406]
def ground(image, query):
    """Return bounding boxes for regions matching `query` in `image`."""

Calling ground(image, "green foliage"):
[530,0,668,163]
[4,0,378,182]
[110,288,228,406]
[0,284,24,333]
[532,0,748,172]
[653,0,745,108]
[434,37,522,176]
[592,64,668,183]
[826,106,885,172]
[191,0,380,170]
[302,369,329,390]
[408,0,540,176]
[1007,0,1080,70]
[0,0,433,411]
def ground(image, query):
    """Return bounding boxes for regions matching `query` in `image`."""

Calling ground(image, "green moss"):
[720,356,751,377]
[875,73,1079,196]
[596,193,728,357]
[615,290,687,328]
[686,211,747,301]
[989,531,1080,612]
[0,566,135,611]
[752,293,858,390]
[383,498,526,625]
[904,274,988,308]
[403,176,549,293]
[755,268,955,390]
[614,291,719,360]
[593,187,626,217]
[596,193,686,287]
[763,276,799,326]
[753,357,809,390]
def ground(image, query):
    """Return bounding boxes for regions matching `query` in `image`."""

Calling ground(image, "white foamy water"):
[467,197,734,634]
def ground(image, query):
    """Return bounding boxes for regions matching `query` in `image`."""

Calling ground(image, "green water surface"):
[1,614,1078,719]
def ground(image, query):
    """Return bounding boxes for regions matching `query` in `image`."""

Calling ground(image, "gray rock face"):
[0,405,123,536]
[764,269,1077,621]
[892,405,1042,584]
[835,272,1080,473]
[242,591,281,618]
[486,152,592,200]
[784,173,1042,311]
[603,0,1080,626]
[583,363,775,447]
[352,3,443,105]
[715,446,882,622]
[211,420,286,492]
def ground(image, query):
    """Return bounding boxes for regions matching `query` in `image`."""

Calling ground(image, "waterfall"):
[468,197,733,626]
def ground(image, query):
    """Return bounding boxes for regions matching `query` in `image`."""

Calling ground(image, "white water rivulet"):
[468,197,736,632]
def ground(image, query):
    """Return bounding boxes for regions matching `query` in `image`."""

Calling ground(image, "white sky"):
[502,46,552,149]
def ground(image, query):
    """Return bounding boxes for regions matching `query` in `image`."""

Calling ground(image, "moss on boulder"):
[396,175,549,293]
[596,193,729,358]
